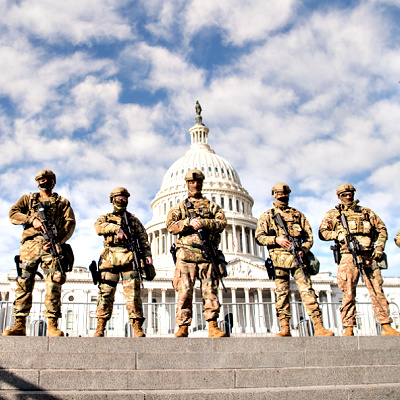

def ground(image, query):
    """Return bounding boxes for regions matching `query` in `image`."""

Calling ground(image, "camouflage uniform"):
[319,201,392,327]
[395,230,400,248]
[94,211,151,323]
[166,197,227,326]
[9,192,75,318]
[255,204,323,325]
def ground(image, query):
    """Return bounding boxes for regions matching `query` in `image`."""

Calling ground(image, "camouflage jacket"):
[94,211,152,258]
[319,201,387,252]
[166,197,227,249]
[9,192,75,244]
[255,203,313,254]
[395,230,400,248]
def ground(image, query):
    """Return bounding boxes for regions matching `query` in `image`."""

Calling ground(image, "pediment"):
[226,258,269,279]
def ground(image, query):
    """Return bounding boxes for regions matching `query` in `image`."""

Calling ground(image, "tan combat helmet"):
[336,183,356,197]
[185,169,205,182]
[109,187,130,203]
[271,183,291,195]
[35,169,56,184]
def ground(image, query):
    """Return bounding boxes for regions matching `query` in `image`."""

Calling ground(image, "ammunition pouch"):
[143,263,156,281]
[60,243,74,273]
[306,251,320,275]
[373,252,388,270]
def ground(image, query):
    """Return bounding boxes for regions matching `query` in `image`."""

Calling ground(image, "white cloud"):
[3,0,132,44]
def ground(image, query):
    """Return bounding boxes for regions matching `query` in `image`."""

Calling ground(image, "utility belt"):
[98,262,139,287]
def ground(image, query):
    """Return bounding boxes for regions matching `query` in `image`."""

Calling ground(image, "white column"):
[232,224,237,256]
[326,290,335,332]
[160,289,168,334]
[270,289,278,333]
[222,230,226,252]
[257,288,267,333]
[228,228,233,252]
[191,288,197,335]
[147,289,154,334]
[231,288,242,334]
[249,229,254,255]
[241,226,246,254]
[218,288,224,324]
[291,292,299,332]
[244,288,253,333]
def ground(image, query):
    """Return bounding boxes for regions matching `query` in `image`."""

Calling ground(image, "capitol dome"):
[145,107,266,275]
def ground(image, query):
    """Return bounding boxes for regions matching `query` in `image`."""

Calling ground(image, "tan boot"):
[94,318,107,337]
[343,327,354,336]
[314,323,334,336]
[208,319,226,338]
[47,317,64,337]
[381,323,400,336]
[132,319,146,337]
[2,317,26,336]
[174,325,189,337]
[275,319,291,337]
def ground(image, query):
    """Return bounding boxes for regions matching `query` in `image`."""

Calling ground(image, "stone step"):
[1,365,400,391]
[0,384,400,400]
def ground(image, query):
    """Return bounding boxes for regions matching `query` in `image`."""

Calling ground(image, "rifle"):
[120,212,155,286]
[338,212,364,283]
[272,212,309,282]
[32,201,65,273]
[193,228,227,293]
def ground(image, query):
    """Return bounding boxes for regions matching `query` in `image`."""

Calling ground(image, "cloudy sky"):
[1,0,400,277]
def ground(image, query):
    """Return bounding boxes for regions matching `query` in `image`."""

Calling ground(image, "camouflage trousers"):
[96,260,143,322]
[274,266,322,322]
[337,253,392,327]
[173,252,220,326]
[14,237,66,319]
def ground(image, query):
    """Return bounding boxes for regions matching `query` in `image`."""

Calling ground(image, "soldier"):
[166,169,227,337]
[93,187,153,337]
[319,183,400,336]
[395,230,400,248]
[255,183,334,337]
[3,170,75,337]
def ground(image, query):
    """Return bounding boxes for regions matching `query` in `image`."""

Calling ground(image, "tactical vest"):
[103,212,133,247]
[339,206,372,236]
[28,193,62,231]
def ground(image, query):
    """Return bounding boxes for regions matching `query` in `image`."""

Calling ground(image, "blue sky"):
[1,0,400,276]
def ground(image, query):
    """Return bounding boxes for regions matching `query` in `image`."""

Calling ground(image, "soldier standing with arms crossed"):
[319,183,400,336]
[166,169,227,337]
[255,183,334,337]
[93,187,153,337]
[3,170,75,337]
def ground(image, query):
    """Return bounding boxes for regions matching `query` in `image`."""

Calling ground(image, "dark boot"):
[2,317,26,336]
[208,319,226,337]
[94,318,107,337]
[132,319,146,337]
[174,325,189,337]
[275,319,291,337]
[47,317,64,337]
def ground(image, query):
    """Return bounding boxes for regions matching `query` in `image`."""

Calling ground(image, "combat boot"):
[2,317,26,336]
[47,317,64,337]
[275,319,291,337]
[381,323,400,336]
[312,317,334,336]
[208,319,227,337]
[174,325,189,337]
[94,318,107,337]
[132,319,146,337]
[343,327,354,336]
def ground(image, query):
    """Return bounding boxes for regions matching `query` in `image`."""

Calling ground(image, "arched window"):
[236,200,239,212]
[66,310,74,330]
[221,197,225,208]
[229,198,233,211]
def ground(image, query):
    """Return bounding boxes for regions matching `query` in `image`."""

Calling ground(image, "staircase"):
[0,336,400,399]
